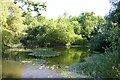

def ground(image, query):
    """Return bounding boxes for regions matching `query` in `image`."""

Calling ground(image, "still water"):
[2,47,90,78]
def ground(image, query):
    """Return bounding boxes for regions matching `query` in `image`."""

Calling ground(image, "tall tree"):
[1,0,25,50]
[78,12,97,40]
[14,0,47,16]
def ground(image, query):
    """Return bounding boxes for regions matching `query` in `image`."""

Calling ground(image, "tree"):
[21,16,76,47]
[1,0,25,50]
[15,0,47,16]
[88,0,120,77]
[76,12,106,40]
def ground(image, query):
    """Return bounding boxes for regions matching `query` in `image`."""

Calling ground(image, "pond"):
[2,47,90,78]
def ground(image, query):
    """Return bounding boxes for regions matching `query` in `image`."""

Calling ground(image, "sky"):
[36,0,111,19]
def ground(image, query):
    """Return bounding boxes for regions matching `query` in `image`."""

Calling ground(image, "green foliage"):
[21,21,51,47]
[89,33,110,52]
[71,20,81,35]
[1,0,120,78]
[68,53,119,78]
[80,0,120,78]
[21,16,77,47]
[15,0,47,16]
[76,12,96,40]
[72,35,88,45]
[53,17,76,45]
[0,0,47,50]
[79,12,97,39]
[1,0,25,51]
[70,12,106,40]
[21,12,105,48]
[105,1,120,77]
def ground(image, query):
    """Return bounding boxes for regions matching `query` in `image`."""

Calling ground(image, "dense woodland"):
[1,0,120,78]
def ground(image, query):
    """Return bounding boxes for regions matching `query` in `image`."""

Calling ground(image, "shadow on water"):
[2,60,23,78]
[2,47,90,78]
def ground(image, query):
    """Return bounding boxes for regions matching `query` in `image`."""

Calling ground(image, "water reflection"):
[45,47,90,67]
[2,47,90,78]
[2,60,23,78]
[22,63,61,78]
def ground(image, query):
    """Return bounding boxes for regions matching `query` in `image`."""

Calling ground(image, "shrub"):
[89,33,110,52]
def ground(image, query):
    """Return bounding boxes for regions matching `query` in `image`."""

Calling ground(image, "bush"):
[89,33,110,52]
[68,52,120,78]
